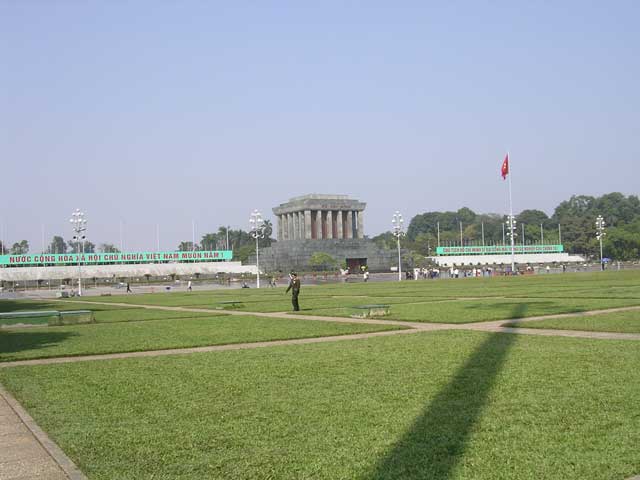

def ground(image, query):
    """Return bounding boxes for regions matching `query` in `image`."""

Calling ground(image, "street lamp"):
[505,215,517,274]
[249,209,266,288]
[596,215,606,270]
[391,211,405,281]
[69,209,87,296]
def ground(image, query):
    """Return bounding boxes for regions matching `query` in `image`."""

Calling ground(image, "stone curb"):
[0,384,87,480]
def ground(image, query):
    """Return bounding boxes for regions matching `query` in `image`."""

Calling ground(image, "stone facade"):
[253,238,396,273]
[273,194,365,240]
[250,194,396,273]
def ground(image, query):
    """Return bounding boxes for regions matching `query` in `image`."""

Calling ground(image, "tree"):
[407,208,478,243]
[411,232,436,256]
[262,220,273,244]
[517,209,550,227]
[200,233,219,251]
[605,221,640,260]
[235,244,255,264]
[218,226,231,249]
[46,236,67,254]
[99,243,120,253]
[10,240,29,255]
[178,241,199,252]
[550,193,640,256]
[68,240,95,254]
[308,252,338,271]
[371,231,396,250]
[456,207,477,225]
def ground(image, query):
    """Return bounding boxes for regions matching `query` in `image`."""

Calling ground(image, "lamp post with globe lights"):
[69,209,87,296]
[505,215,517,274]
[596,215,606,270]
[391,211,405,281]
[249,209,266,288]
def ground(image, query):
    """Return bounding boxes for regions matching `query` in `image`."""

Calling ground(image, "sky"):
[2,1,638,252]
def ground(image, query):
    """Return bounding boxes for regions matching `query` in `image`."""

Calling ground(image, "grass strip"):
[0,315,404,362]
[1,331,638,479]
[504,309,640,333]
[298,297,640,323]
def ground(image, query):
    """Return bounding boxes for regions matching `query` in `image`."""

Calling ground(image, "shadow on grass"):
[0,299,61,313]
[461,300,555,319]
[0,330,77,360]
[364,304,526,480]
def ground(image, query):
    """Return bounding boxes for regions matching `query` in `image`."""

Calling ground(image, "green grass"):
[0,313,56,326]
[0,299,225,326]
[298,297,640,323]
[1,331,639,479]
[67,271,640,322]
[505,309,640,333]
[0,315,404,362]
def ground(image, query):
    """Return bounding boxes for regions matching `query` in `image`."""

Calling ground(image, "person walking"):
[126,282,132,293]
[187,280,192,292]
[285,271,301,311]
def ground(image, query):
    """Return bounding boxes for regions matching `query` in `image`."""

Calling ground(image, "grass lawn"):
[298,297,640,323]
[504,309,640,333]
[66,271,640,321]
[0,299,228,327]
[68,289,428,313]
[1,330,638,479]
[0,315,405,362]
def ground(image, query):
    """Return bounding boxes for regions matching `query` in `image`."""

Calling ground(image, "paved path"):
[0,384,86,480]
[2,301,640,479]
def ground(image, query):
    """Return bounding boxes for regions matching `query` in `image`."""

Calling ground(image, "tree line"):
[0,221,275,264]
[372,192,640,261]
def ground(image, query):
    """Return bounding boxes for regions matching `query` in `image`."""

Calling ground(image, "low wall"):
[429,252,586,267]
[0,262,258,282]
[250,239,397,272]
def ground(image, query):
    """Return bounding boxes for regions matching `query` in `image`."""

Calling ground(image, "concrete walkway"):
[0,384,86,480]
[2,301,640,479]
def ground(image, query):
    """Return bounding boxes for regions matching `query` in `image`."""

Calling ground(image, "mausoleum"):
[253,194,395,273]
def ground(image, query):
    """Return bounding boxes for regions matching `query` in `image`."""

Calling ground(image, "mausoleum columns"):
[304,210,312,239]
[314,210,323,240]
[273,197,365,241]
[345,211,353,239]
[326,211,334,239]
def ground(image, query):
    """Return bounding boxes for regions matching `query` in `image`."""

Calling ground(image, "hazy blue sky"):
[2,1,638,252]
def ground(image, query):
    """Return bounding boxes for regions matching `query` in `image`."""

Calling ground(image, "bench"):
[0,310,95,327]
[349,304,391,318]
[215,300,245,310]
[49,310,96,326]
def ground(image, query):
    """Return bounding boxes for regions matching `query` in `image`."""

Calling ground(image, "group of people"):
[406,268,442,280]
[446,267,493,278]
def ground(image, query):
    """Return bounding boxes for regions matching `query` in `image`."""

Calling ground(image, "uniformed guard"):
[285,271,301,311]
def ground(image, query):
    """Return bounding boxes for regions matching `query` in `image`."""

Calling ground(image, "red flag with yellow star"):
[501,154,509,180]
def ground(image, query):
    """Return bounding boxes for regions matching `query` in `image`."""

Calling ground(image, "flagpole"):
[507,151,515,273]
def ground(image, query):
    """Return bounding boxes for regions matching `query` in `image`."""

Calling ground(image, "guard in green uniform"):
[285,272,301,311]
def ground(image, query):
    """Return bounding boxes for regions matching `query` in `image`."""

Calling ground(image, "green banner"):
[435,245,564,256]
[0,250,233,266]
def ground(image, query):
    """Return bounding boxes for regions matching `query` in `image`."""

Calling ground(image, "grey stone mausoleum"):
[252,194,395,273]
